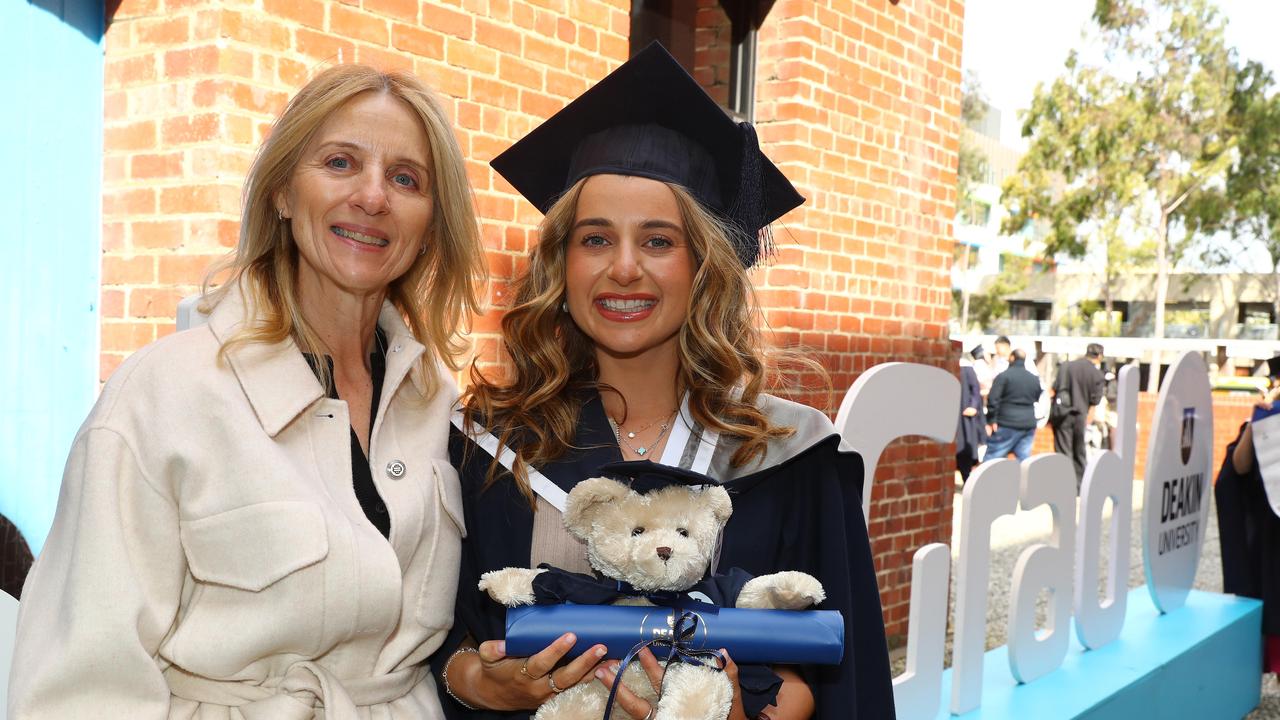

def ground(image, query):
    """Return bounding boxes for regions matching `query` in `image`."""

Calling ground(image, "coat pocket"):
[414,460,465,631]
[180,500,329,591]
[433,459,466,538]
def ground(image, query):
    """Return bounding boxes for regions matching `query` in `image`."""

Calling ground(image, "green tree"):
[1192,61,1280,338]
[953,254,1033,332]
[1002,0,1236,391]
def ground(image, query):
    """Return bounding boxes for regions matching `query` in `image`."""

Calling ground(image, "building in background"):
[952,101,1050,334]
[952,100,1280,381]
[5,0,965,641]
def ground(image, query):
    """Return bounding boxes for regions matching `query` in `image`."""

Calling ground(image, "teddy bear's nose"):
[656,546,672,561]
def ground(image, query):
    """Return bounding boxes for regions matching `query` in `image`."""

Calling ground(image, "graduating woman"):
[433,44,894,720]
[1216,368,1280,677]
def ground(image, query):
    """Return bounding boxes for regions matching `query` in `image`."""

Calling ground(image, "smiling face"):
[278,91,434,303]
[564,174,696,365]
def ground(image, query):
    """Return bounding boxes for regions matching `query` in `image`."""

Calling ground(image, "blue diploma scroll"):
[504,604,845,664]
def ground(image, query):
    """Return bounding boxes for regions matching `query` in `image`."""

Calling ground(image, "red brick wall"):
[747,0,964,637]
[1025,393,1255,482]
[100,0,967,640]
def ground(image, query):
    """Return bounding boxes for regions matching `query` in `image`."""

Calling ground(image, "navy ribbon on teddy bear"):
[532,564,721,611]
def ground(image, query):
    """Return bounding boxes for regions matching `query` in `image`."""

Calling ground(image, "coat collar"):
[207,284,425,438]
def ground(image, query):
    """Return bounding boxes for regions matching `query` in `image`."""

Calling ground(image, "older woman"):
[435,44,894,720]
[9,65,486,719]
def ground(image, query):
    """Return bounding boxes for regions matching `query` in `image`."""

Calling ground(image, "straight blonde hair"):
[205,65,486,397]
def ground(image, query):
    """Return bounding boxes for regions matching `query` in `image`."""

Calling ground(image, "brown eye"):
[677,528,688,537]
[632,527,645,536]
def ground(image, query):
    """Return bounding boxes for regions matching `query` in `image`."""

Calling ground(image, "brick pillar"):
[751,0,965,639]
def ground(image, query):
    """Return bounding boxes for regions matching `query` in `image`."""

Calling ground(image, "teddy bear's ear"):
[701,485,733,525]
[564,477,631,539]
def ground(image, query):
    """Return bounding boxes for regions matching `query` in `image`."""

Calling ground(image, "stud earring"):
[561,300,569,313]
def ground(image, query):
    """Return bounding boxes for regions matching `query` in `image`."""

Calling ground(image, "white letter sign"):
[951,458,1020,714]
[1074,364,1139,648]
[1006,453,1075,683]
[834,362,961,519]
[1141,352,1213,613]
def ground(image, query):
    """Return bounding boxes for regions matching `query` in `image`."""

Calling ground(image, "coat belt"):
[164,661,426,719]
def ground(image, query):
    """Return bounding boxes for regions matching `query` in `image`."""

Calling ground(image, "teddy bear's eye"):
[677,528,689,537]
[632,527,645,536]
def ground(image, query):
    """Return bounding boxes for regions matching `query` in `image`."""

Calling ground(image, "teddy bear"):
[479,466,826,720]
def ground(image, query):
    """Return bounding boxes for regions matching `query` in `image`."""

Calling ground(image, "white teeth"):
[599,298,655,312]
[332,226,388,247]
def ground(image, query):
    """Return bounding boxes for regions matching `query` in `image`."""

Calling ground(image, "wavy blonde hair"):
[204,65,486,398]
[463,178,799,505]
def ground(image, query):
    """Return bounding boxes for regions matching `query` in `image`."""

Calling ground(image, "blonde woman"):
[435,44,894,720]
[9,65,486,719]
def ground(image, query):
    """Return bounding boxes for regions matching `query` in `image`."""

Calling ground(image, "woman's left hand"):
[595,647,750,720]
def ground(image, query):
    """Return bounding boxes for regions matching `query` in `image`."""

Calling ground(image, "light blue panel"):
[936,589,1263,719]
[0,0,104,554]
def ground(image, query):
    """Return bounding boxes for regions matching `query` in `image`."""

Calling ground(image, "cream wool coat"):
[8,289,465,719]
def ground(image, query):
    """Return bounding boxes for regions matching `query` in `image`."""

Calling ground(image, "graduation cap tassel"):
[727,122,770,267]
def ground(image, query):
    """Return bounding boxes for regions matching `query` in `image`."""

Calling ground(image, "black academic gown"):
[1216,422,1280,637]
[955,365,987,461]
[431,394,896,720]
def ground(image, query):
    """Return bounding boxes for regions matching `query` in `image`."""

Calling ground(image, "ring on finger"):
[643,705,656,720]
[547,672,565,694]
[520,660,537,679]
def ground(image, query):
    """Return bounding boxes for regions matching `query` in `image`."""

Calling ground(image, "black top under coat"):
[303,327,390,539]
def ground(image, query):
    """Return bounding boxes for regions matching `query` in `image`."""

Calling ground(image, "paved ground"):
[890,475,1276,718]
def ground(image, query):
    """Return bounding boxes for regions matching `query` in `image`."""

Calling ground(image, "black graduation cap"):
[594,460,715,495]
[969,345,985,361]
[490,41,804,268]
[1267,355,1280,379]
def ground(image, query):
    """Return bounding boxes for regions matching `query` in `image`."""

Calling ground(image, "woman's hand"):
[962,407,978,418]
[452,633,607,711]
[595,649,813,720]
[1258,383,1280,411]
[1234,383,1280,475]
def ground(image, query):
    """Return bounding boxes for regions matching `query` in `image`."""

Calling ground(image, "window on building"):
[630,0,776,122]
[1164,302,1210,337]
[1238,302,1275,326]
[960,198,991,227]
[1008,301,1050,321]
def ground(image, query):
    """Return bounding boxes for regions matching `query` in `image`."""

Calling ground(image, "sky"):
[962,0,1280,148]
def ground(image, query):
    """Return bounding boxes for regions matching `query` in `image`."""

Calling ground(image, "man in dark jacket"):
[984,349,1042,462]
[1051,342,1105,487]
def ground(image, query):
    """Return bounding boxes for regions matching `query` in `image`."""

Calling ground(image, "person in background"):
[9,65,487,718]
[992,335,1012,374]
[1216,359,1280,678]
[984,348,1041,463]
[1050,342,1105,487]
[970,344,995,408]
[956,348,988,481]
